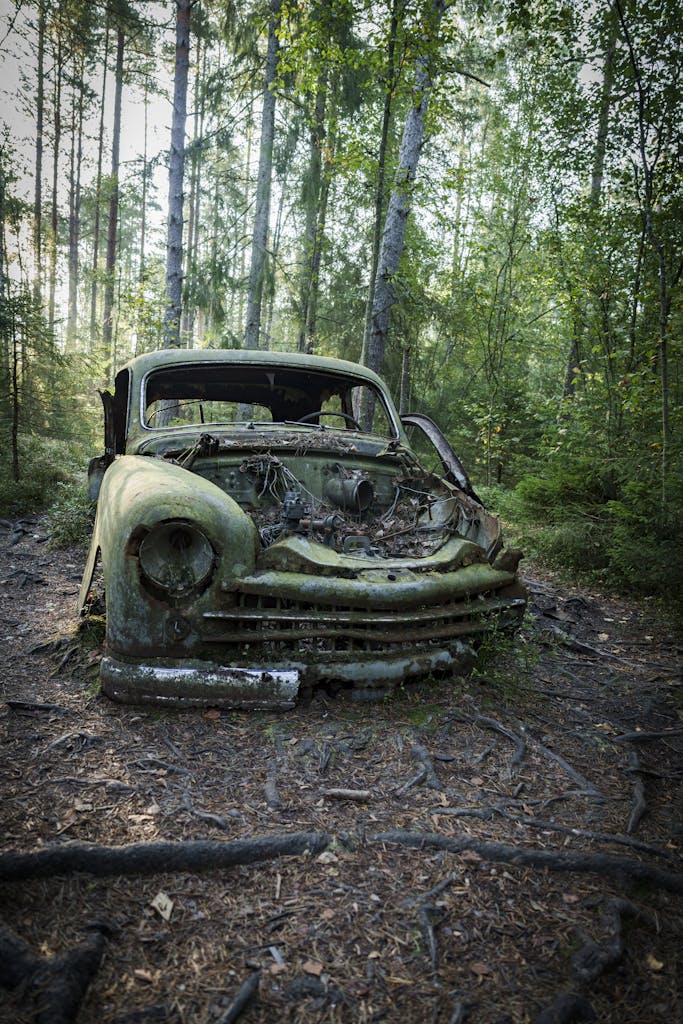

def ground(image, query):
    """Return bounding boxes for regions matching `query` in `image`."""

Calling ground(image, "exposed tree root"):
[534,992,595,1024]
[218,969,261,1023]
[0,923,107,1024]
[410,740,443,791]
[626,752,648,834]
[472,714,526,775]
[371,831,683,893]
[571,896,650,984]
[0,832,330,882]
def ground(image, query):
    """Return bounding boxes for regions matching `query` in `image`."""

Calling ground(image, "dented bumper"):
[100,641,477,709]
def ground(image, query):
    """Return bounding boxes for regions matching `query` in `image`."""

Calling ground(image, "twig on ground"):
[322,788,371,802]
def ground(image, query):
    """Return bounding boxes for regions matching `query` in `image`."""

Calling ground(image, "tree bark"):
[164,0,191,350]
[363,0,446,400]
[89,16,109,348]
[47,31,62,331]
[66,60,84,350]
[361,0,400,366]
[102,25,125,373]
[33,0,45,307]
[244,0,282,350]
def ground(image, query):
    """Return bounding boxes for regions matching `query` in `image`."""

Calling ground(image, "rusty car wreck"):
[80,350,526,708]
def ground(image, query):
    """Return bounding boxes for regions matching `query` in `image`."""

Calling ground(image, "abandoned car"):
[80,349,526,708]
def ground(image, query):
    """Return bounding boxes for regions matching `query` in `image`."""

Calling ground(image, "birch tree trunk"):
[164,0,191,350]
[360,0,399,366]
[244,0,281,350]
[364,0,446,394]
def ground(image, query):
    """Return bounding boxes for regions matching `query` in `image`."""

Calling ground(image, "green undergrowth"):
[480,468,683,610]
[0,435,91,518]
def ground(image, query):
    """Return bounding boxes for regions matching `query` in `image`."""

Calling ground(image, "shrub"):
[48,480,96,549]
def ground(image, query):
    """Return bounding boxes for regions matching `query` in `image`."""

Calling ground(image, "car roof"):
[120,348,389,390]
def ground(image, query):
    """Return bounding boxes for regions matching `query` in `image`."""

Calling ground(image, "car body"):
[80,349,526,708]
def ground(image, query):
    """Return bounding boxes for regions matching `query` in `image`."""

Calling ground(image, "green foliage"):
[0,436,90,517]
[606,480,683,598]
[47,480,96,549]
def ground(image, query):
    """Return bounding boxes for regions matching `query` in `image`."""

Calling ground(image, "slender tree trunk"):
[361,0,399,366]
[33,0,45,306]
[48,33,62,331]
[102,26,124,371]
[304,125,335,353]
[139,73,149,278]
[298,76,326,352]
[244,0,282,350]
[237,102,253,336]
[90,18,109,347]
[563,2,617,399]
[181,31,203,347]
[67,64,84,350]
[164,0,191,350]
[364,0,446,395]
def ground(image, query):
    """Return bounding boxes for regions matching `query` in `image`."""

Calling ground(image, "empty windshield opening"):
[143,364,395,437]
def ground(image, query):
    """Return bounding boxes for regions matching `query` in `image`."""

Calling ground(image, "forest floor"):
[0,516,681,1024]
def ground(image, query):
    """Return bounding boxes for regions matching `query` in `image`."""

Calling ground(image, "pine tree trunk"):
[244,0,282,350]
[304,125,334,353]
[67,63,84,350]
[364,0,446,394]
[90,18,109,347]
[33,0,45,307]
[298,75,326,352]
[48,33,62,331]
[102,26,125,372]
[164,0,191,350]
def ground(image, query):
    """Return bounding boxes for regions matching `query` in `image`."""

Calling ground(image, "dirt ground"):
[0,515,681,1024]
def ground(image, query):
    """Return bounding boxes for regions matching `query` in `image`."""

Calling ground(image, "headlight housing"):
[138,520,214,596]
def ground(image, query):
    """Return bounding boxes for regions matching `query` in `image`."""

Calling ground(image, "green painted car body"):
[80,349,526,708]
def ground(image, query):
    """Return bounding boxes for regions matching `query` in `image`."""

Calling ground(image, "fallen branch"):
[322,788,371,802]
[0,831,330,882]
[371,831,683,894]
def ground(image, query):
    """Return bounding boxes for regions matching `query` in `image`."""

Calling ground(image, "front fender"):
[78,455,258,626]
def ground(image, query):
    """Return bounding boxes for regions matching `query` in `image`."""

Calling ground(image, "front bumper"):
[100,641,476,709]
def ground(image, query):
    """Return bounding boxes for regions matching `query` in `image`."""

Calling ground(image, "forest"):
[0,0,681,602]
